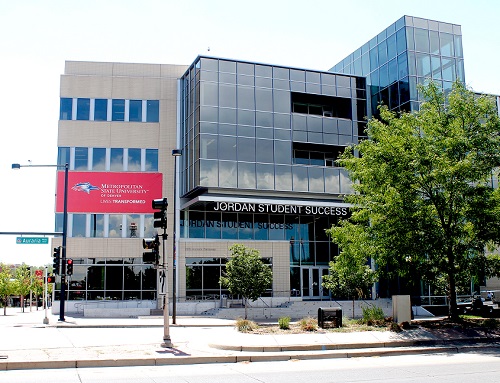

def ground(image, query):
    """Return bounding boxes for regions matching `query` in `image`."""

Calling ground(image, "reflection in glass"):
[90,214,104,237]
[112,99,125,121]
[221,212,238,239]
[60,98,72,120]
[109,214,123,238]
[77,98,90,120]
[94,99,107,121]
[128,148,141,171]
[92,148,106,170]
[74,147,88,171]
[219,161,237,188]
[110,148,123,171]
[145,149,158,171]
[238,162,256,189]
[72,214,86,237]
[129,100,142,122]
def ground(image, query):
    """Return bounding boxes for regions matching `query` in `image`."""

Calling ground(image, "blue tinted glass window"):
[72,214,86,237]
[129,100,142,122]
[75,147,88,171]
[92,148,106,170]
[369,47,378,70]
[90,214,104,238]
[57,147,70,167]
[414,28,430,53]
[128,148,141,171]
[387,34,397,60]
[378,42,388,66]
[146,100,159,122]
[145,149,158,171]
[397,53,408,78]
[94,99,108,121]
[112,99,125,121]
[388,58,398,84]
[440,33,454,57]
[396,28,407,54]
[110,148,124,171]
[76,98,90,120]
[60,98,72,120]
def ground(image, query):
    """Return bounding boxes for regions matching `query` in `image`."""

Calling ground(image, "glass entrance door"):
[301,267,329,299]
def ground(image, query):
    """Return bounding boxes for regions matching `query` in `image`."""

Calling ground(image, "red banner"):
[56,172,163,213]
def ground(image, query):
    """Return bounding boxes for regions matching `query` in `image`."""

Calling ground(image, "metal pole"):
[43,267,49,324]
[172,155,178,324]
[161,227,172,348]
[59,163,69,322]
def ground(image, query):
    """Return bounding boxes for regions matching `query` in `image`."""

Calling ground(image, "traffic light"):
[53,247,61,275]
[66,259,74,276]
[47,275,56,284]
[143,234,160,264]
[152,198,168,229]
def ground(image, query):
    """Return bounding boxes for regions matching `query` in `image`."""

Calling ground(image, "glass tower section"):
[330,16,465,117]
[179,57,367,196]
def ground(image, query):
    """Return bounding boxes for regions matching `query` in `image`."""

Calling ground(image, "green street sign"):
[16,237,49,245]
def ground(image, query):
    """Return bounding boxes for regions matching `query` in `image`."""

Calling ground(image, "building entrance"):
[301,267,329,299]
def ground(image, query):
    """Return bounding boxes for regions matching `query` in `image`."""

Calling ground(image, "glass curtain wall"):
[330,15,464,116]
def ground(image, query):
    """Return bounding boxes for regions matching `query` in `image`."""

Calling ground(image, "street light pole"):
[12,162,69,322]
[171,149,182,325]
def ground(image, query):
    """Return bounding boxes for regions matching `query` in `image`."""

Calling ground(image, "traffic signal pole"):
[60,163,69,322]
[152,198,172,348]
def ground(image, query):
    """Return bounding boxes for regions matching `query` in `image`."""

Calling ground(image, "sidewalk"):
[1,307,499,371]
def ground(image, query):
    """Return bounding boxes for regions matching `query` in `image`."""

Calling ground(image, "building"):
[51,15,497,315]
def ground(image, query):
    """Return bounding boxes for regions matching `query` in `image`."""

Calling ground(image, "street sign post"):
[16,237,49,244]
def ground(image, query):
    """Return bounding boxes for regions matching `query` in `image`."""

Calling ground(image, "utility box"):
[318,307,342,328]
[392,295,412,323]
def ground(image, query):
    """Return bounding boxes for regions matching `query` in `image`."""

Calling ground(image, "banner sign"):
[56,172,163,213]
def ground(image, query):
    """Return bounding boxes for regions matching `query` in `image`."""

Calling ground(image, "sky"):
[1,0,499,267]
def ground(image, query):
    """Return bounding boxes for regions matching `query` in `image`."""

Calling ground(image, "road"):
[2,350,499,382]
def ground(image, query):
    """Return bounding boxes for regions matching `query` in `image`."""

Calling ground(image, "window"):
[112,99,125,121]
[110,148,124,171]
[129,100,142,122]
[92,148,106,170]
[76,98,90,120]
[94,99,107,121]
[127,148,141,171]
[60,98,72,120]
[146,100,159,122]
[74,147,88,170]
[145,149,158,171]
[291,93,352,119]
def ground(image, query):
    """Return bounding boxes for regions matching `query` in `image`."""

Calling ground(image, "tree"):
[0,263,15,315]
[220,244,273,319]
[334,81,500,320]
[323,225,376,318]
[14,265,32,312]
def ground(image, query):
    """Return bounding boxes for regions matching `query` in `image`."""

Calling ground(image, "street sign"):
[158,269,166,295]
[16,237,49,245]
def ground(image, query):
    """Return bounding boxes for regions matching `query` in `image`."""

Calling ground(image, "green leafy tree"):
[323,224,376,318]
[14,265,32,312]
[333,81,500,320]
[220,244,273,319]
[0,263,16,315]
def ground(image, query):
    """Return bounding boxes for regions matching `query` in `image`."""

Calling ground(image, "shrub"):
[360,305,385,325]
[299,317,318,331]
[236,318,259,332]
[389,322,402,332]
[482,318,499,330]
[278,316,291,330]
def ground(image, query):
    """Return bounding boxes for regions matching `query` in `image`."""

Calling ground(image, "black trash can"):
[318,307,342,328]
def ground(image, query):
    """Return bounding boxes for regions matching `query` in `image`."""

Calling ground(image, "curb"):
[1,340,499,371]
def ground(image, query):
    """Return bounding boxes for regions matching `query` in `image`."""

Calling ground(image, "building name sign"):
[213,202,348,216]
